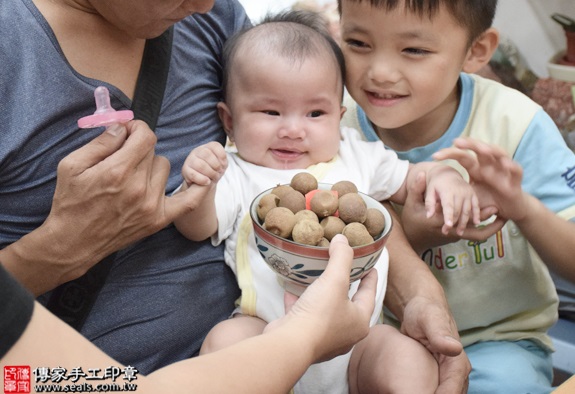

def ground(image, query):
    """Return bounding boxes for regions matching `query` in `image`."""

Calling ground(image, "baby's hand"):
[424,165,481,236]
[432,138,527,223]
[182,141,227,187]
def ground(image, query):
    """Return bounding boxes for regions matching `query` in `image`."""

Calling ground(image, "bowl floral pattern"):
[250,183,392,293]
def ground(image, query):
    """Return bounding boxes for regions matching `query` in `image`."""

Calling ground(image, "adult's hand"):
[268,234,378,363]
[1,121,215,295]
[399,294,471,394]
[401,171,505,253]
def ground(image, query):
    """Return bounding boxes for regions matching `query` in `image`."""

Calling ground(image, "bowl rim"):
[250,182,393,255]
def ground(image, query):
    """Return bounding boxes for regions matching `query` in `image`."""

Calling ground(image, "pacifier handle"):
[77,86,134,128]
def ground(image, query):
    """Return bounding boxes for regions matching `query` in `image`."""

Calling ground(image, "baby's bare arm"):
[393,162,480,235]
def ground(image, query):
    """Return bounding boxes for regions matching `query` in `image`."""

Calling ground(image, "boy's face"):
[340,0,471,143]
[219,52,344,170]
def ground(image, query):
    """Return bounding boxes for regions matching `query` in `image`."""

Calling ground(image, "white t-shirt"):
[211,126,409,394]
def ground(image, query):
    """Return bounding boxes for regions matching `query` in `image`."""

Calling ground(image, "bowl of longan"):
[250,172,393,296]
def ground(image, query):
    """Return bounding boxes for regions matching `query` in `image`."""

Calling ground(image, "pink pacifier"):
[77,86,134,128]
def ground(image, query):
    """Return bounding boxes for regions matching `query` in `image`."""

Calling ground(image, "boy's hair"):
[337,0,497,45]
[220,10,346,101]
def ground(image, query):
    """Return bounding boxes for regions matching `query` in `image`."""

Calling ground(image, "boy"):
[338,0,575,392]
[174,10,482,394]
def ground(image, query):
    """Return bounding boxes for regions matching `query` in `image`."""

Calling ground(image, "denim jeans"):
[467,339,554,394]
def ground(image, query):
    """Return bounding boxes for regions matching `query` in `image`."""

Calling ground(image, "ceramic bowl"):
[548,50,575,82]
[250,183,393,295]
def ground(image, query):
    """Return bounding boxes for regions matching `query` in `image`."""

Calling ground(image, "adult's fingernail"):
[332,234,348,244]
[106,124,123,136]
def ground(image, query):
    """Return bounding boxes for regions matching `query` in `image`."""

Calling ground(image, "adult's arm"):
[0,121,216,295]
[2,235,377,394]
[382,202,471,394]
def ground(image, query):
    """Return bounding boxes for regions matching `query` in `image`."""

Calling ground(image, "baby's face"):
[222,53,344,170]
[339,0,470,139]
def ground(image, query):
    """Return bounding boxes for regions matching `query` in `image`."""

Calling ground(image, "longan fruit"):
[364,208,386,238]
[264,207,296,239]
[279,188,306,214]
[271,184,294,200]
[331,180,358,198]
[342,222,374,247]
[338,193,367,224]
[257,193,280,222]
[292,219,324,246]
[310,190,339,218]
[290,172,318,195]
[294,209,319,224]
[320,216,346,241]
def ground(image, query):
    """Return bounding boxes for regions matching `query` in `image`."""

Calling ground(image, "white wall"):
[238,0,575,77]
[239,0,295,22]
[494,0,575,77]
[239,0,334,22]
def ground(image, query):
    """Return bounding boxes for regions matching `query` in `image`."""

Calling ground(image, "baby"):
[174,10,480,394]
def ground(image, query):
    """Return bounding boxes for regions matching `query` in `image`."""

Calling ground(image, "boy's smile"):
[366,90,408,107]
[340,0,472,151]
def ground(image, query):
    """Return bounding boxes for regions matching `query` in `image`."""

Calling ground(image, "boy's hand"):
[423,165,481,236]
[432,138,528,223]
[182,141,227,187]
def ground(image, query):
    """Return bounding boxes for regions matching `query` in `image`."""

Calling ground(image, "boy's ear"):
[462,28,499,74]
[217,101,234,142]
[340,106,347,120]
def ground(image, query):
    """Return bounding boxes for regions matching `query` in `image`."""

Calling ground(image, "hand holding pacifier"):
[78,86,134,128]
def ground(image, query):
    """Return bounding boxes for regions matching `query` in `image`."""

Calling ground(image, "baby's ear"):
[217,101,234,141]
[462,28,499,74]
[340,106,347,120]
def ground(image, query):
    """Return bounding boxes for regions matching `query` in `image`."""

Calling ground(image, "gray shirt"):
[0,0,250,373]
